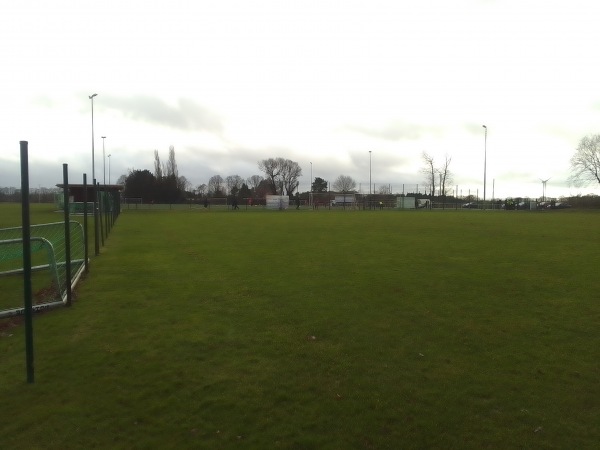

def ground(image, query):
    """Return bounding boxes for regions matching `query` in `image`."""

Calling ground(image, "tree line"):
[123,146,191,203]
[3,133,600,205]
[120,133,600,204]
[122,151,369,204]
[123,152,306,203]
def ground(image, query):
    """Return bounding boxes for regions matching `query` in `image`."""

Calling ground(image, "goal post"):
[0,221,86,318]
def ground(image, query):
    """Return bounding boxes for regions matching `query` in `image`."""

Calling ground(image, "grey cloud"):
[0,157,65,188]
[101,95,223,133]
[344,121,431,141]
[180,144,294,182]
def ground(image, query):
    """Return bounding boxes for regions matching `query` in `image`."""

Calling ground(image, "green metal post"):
[63,164,72,307]
[94,179,99,256]
[98,183,105,247]
[83,174,89,273]
[20,141,34,383]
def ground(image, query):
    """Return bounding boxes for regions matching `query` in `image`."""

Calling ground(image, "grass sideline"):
[1,204,599,449]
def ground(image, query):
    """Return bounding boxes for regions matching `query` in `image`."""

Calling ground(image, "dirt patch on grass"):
[0,316,22,336]
[0,283,72,335]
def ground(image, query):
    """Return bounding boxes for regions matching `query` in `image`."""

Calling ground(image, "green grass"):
[0,203,69,228]
[1,205,599,449]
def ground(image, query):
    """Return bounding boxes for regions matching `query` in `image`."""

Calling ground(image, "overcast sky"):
[2,0,600,199]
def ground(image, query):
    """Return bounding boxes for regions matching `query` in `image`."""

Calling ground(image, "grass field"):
[1,204,599,449]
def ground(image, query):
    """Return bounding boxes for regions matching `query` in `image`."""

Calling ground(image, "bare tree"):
[439,154,453,197]
[247,175,264,191]
[154,150,163,179]
[333,175,356,208]
[333,175,357,193]
[420,152,453,199]
[420,152,436,198]
[208,175,224,196]
[152,147,183,202]
[226,175,244,196]
[279,159,302,195]
[378,185,392,195]
[570,134,600,188]
[257,157,302,195]
[196,183,207,196]
[166,145,178,179]
[178,175,191,193]
[258,158,281,194]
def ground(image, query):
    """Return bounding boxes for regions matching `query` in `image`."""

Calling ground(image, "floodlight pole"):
[108,154,111,184]
[483,125,487,209]
[89,93,100,256]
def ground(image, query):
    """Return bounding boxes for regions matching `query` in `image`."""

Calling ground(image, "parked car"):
[462,202,478,209]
